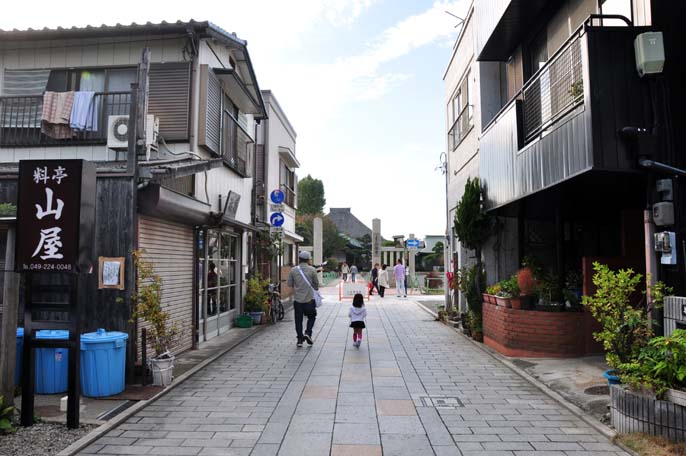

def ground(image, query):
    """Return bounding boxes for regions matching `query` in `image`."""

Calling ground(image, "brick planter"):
[482,301,598,358]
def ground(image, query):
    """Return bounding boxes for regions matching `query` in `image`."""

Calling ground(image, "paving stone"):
[330,444,382,456]
[333,423,380,444]
[376,399,417,416]
[380,434,433,456]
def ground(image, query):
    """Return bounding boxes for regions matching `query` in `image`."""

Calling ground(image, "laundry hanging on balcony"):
[41,91,75,139]
[70,91,98,132]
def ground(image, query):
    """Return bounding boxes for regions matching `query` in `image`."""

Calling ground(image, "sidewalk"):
[64,288,629,455]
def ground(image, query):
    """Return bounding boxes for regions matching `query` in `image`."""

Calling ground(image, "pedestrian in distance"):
[341,262,350,282]
[394,259,406,298]
[377,264,389,297]
[370,263,380,295]
[349,293,367,348]
[350,264,358,282]
[288,251,319,347]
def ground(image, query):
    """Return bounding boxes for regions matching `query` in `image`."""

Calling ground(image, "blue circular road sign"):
[270,189,285,204]
[270,212,285,227]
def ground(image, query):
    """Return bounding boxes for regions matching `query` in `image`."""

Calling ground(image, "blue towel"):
[70,91,97,131]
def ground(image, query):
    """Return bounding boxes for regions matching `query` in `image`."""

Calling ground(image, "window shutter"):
[198,65,221,155]
[148,62,191,141]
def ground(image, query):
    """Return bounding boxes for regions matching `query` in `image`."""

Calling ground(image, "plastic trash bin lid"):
[17,328,24,338]
[81,328,129,344]
[35,330,69,339]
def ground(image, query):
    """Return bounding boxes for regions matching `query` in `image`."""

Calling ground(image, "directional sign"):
[270,212,285,227]
[406,239,420,248]
[269,203,284,212]
[270,189,285,204]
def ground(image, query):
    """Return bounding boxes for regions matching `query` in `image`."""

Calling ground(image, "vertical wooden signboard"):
[15,159,96,429]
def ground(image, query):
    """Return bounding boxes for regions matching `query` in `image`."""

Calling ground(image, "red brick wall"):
[483,302,590,358]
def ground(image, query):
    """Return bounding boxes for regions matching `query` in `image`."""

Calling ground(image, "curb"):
[410,299,639,453]
[56,321,273,456]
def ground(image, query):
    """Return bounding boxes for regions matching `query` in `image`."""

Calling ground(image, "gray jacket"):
[287,262,320,303]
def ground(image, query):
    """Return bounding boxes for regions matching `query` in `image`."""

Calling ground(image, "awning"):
[138,183,211,226]
[284,229,304,243]
[213,68,263,116]
[477,0,564,61]
[279,146,300,169]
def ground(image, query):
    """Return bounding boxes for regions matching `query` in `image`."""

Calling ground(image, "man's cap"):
[299,251,311,260]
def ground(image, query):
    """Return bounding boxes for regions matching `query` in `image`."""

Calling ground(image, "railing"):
[283,186,296,207]
[522,33,584,143]
[0,92,131,147]
[447,104,472,151]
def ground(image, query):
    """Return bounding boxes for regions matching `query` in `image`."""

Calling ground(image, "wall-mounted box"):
[635,32,665,77]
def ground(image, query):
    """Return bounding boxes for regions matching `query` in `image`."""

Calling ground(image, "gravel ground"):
[0,422,95,456]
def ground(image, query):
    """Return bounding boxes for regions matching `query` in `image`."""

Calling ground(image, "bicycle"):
[268,282,285,323]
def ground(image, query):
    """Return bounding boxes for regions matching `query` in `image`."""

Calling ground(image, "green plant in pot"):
[485,284,500,304]
[582,262,670,386]
[496,276,521,309]
[245,273,269,324]
[130,250,180,386]
[469,310,483,342]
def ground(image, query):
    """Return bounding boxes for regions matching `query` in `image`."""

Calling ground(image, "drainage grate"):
[420,396,464,408]
[584,385,610,396]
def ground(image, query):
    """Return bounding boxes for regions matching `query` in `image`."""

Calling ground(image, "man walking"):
[288,251,319,347]
[370,263,380,295]
[350,264,358,282]
[394,259,406,298]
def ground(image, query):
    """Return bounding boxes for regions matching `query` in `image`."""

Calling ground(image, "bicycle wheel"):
[270,299,279,324]
[277,298,285,321]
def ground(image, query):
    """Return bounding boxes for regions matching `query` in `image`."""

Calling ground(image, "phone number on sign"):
[24,263,73,271]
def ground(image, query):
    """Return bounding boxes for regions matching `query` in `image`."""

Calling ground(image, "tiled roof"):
[0,20,246,46]
[327,208,372,240]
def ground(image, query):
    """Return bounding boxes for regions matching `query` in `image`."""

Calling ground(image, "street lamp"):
[436,152,451,310]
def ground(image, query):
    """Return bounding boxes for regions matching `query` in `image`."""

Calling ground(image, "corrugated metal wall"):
[138,215,194,357]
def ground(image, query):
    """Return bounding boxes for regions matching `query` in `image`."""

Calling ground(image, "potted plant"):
[485,284,500,304]
[469,310,483,342]
[535,277,564,312]
[131,250,180,387]
[582,262,669,386]
[245,273,269,324]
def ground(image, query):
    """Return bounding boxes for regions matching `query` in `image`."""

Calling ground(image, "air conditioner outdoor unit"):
[107,115,160,156]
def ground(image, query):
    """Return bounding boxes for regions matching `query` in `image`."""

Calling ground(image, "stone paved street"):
[78,288,630,455]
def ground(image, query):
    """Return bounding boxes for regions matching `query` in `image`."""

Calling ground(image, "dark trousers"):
[379,286,386,297]
[371,278,379,295]
[294,300,317,340]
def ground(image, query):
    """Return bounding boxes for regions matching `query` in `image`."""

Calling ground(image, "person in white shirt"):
[348,293,367,348]
[377,264,389,298]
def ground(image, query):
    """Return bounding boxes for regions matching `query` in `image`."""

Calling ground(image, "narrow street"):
[78,287,629,456]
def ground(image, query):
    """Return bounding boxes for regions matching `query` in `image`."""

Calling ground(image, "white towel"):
[70,91,97,131]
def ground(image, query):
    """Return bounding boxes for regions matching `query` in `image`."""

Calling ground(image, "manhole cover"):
[420,396,464,408]
[584,385,609,395]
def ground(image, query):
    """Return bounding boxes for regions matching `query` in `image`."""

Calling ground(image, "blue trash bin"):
[35,330,69,394]
[80,329,128,398]
[15,328,24,386]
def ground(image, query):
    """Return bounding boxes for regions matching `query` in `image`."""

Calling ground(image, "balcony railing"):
[522,34,584,144]
[0,92,131,147]
[447,105,472,151]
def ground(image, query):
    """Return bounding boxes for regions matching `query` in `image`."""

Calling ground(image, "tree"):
[295,214,347,259]
[454,178,493,313]
[297,175,326,215]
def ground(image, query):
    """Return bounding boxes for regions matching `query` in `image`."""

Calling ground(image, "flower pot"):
[603,369,621,386]
[495,296,511,308]
[472,330,483,342]
[488,295,497,305]
[666,388,686,407]
[510,297,522,309]
[249,312,264,324]
[150,355,175,387]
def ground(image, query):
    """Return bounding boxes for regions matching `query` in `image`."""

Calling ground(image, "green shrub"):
[620,329,686,398]
[245,273,269,313]
[0,395,14,433]
[582,262,669,368]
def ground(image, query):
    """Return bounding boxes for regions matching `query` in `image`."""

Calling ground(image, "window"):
[599,0,633,25]
[45,67,136,93]
[448,71,472,150]
[280,161,296,207]
[527,29,548,81]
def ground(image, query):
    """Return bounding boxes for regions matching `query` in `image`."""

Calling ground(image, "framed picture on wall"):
[98,257,125,290]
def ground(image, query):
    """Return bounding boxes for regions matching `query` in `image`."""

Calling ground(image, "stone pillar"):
[372,218,381,267]
[0,227,19,408]
[313,217,323,283]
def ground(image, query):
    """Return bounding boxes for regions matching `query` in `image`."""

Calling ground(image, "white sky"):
[0,0,468,240]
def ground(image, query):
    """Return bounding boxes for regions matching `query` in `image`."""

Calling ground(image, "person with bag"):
[377,264,389,298]
[288,250,321,347]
